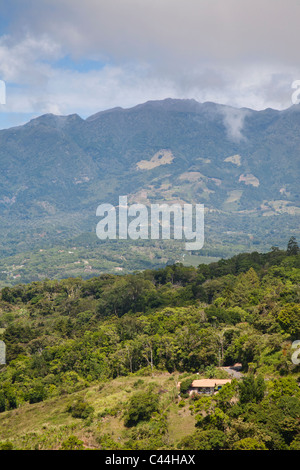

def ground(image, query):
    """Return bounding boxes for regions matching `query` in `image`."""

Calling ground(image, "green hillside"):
[0,99,299,272]
[0,244,299,450]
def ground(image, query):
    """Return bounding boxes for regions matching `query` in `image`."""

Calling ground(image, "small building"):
[189,379,231,396]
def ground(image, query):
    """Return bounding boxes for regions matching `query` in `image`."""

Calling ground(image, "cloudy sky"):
[0,0,299,129]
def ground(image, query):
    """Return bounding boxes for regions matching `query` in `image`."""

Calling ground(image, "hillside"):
[0,247,299,450]
[0,99,299,273]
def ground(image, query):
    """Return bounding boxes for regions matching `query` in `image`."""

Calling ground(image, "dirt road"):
[220,366,243,379]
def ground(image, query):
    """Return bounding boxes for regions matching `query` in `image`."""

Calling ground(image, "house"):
[188,379,232,396]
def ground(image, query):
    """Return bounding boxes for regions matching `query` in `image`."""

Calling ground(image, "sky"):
[0,0,300,129]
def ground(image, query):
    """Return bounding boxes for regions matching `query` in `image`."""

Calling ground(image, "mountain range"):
[0,98,299,270]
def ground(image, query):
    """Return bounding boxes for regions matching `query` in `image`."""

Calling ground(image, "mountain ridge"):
[0,98,299,263]
[18,98,300,128]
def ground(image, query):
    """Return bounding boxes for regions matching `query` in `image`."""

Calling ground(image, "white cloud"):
[0,0,300,126]
[0,34,62,83]
[9,0,300,65]
[221,107,250,142]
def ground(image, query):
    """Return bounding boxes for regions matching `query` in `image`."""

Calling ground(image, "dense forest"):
[0,240,299,450]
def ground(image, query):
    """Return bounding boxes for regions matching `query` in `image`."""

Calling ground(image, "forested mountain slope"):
[0,247,299,450]
[0,99,299,262]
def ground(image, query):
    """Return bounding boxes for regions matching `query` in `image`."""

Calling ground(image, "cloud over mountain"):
[0,1,300,128]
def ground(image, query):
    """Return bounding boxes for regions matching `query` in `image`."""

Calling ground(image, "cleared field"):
[0,372,196,450]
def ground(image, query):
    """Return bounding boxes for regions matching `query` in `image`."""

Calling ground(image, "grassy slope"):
[0,372,196,450]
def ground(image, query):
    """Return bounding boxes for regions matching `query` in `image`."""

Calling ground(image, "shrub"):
[124,390,159,427]
[66,398,94,419]
[290,438,300,450]
[238,375,266,404]
[25,382,47,404]
[232,438,267,450]
[60,436,84,450]
[178,429,227,450]
[133,379,145,388]
[179,378,193,395]
[0,441,14,450]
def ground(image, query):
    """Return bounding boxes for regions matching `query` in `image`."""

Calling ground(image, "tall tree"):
[287,237,299,256]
